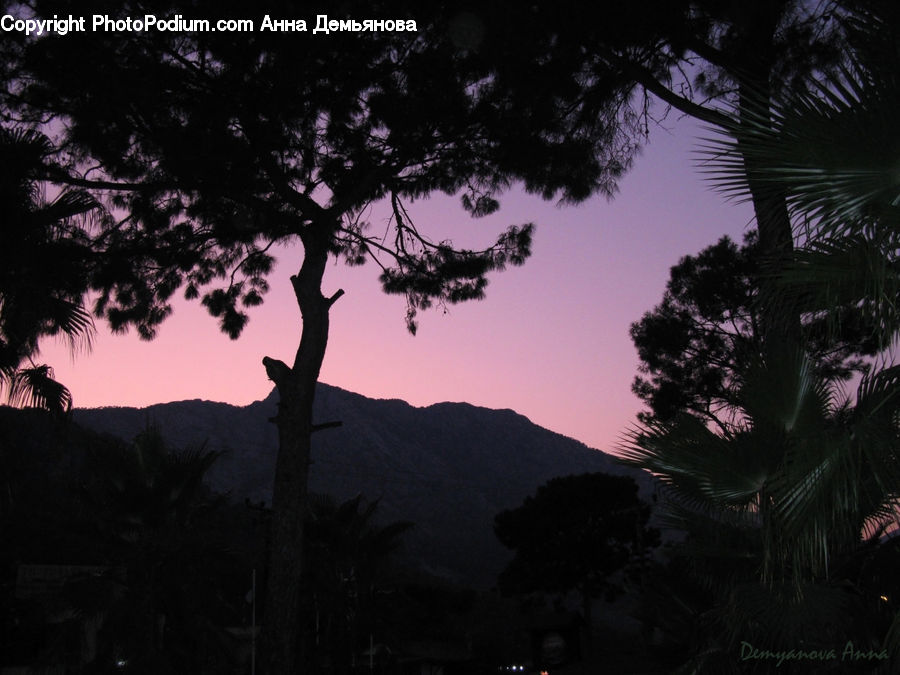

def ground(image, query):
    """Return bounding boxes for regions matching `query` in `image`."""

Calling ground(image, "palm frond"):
[618,417,767,511]
[774,231,900,347]
[7,364,73,416]
[739,349,836,434]
[0,127,55,160]
[34,189,101,229]
[650,6,900,660]
[43,297,95,354]
[847,366,900,526]
[698,61,899,239]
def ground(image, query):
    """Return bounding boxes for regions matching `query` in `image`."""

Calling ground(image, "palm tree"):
[302,494,413,673]
[699,0,900,575]
[0,126,99,415]
[621,3,900,668]
[621,351,899,666]
[74,427,230,673]
[699,2,900,347]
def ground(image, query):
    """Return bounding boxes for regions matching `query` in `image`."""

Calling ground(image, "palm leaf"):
[32,189,102,234]
[1,126,101,413]
[43,297,95,354]
[618,417,768,511]
[7,364,73,416]
[697,58,899,239]
[697,6,900,349]
[647,6,900,660]
[775,232,900,347]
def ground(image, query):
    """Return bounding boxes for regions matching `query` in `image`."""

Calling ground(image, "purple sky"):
[41,113,753,453]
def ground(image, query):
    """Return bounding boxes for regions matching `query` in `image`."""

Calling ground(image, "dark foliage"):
[5,2,872,672]
[14,0,640,337]
[494,473,657,601]
[12,5,653,670]
[0,127,99,414]
[631,232,879,426]
[0,414,252,674]
[299,494,413,672]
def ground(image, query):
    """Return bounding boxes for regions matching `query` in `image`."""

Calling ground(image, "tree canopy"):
[9,3,640,671]
[621,2,900,667]
[5,1,885,672]
[15,0,637,338]
[494,472,658,651]
[630,231,878,427]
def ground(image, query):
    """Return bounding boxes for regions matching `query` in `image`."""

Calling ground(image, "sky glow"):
[40,113,753,453]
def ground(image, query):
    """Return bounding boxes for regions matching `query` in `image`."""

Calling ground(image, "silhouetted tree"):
[621,350,900,671]
[76,427,230,674]
[473,0,856,359]
[13,3,632,672]
[622,5,900,667]
[8,2,869,671]
[494,473,657,654]
[0,127,99,415]
[302,494,412,673]
[630,232,878,428]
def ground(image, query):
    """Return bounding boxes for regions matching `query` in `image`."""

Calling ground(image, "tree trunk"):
[262,222,343,675]
[737,78,801,361]
[733,5,803,362]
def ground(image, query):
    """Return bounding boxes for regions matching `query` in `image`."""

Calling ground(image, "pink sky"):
[40,114,753,453]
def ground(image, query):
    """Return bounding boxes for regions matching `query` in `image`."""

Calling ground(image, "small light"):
[880,595,889,602]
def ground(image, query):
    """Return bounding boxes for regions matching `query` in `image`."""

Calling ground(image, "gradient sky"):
[40,113,754,454]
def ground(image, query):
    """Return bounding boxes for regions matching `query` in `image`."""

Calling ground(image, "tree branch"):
[311,420,343,433]
[682,36,734,73]
[326,289,345,308]
[41,166,168,192]
[623,62,732,128]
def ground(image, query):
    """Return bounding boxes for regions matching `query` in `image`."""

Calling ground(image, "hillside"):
[74,384,653,588]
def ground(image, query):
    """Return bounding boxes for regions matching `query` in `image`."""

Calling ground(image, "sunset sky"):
[41,112,753,454]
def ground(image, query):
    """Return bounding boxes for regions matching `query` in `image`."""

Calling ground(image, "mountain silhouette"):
[74,383,653,588]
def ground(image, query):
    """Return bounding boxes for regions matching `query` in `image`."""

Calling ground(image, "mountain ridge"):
[74,383,653,588]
